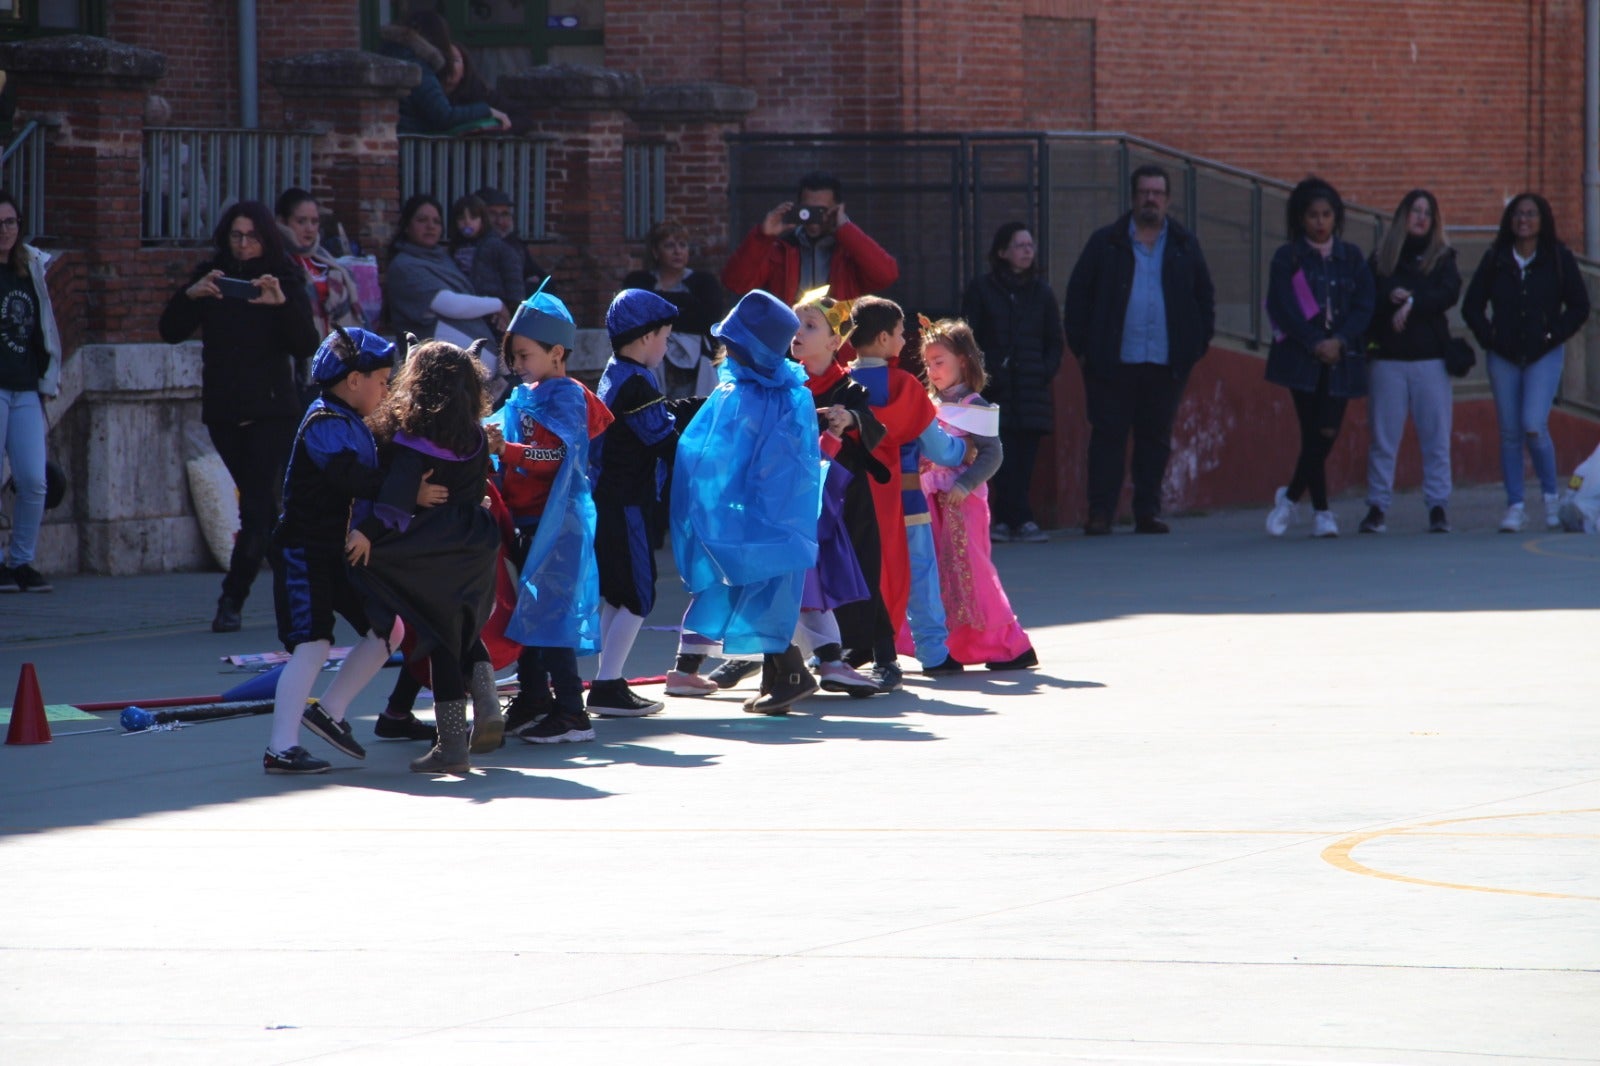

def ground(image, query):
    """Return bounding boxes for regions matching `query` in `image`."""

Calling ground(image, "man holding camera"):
[722,171,899,305]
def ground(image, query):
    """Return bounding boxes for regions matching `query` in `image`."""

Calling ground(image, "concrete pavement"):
[1,483,1596,1065]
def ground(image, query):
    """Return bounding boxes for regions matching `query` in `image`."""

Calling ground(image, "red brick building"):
[1,1,1596,571]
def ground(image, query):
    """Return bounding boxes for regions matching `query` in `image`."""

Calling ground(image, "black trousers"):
[991,429,1042,529]
[207,418,296,604]
[1084,363,1187,520]
[1285,372,1349,512]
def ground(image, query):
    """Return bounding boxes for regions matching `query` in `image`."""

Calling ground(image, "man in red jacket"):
[722,171,899,309]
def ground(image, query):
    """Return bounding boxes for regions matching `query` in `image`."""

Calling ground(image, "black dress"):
[352,429,500,672]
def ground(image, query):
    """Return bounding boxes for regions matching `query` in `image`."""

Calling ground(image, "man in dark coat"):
[1063,164,1216,535]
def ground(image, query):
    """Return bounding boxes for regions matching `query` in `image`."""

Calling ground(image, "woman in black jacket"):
[1462,193,1591,533]
[1263,177,1375,539]
[1360,189,1462,535]
[961,222,1063,543]
[159,200,320,632]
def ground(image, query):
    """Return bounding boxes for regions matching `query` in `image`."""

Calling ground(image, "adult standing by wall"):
[159,201,320,631]
[1263,177,1375,539]
[0,191,61,593]
[275,187,366,338]
[1063,164,1216,535]
[623,219,726,400]
[1462,193,1592,532]
[1360,190,1461,535]
[383,193,504,351]
[962,221,1062,543]
[722,171,898,308]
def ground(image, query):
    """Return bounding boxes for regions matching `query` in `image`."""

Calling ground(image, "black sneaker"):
[0,566,18,593]
[503,690,553,735]
[920,655,964,676]
[211,595,242,633]
[518,708,596,744]
[1358,506,1386,534]
[373,712,437,742]
[301,700,367,760]
[985,647,1039,671]
[263,745,331,775]
[706,658,760,690]
[586,678,664,717]
[868,661,903,693]
[11,564,52,593]
[1428,505,1451,533]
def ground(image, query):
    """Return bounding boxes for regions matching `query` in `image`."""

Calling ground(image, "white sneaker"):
[1543,492,1561,529]
[1499,502,1526,533]
[1312,510,1339,538]
[1265,487,1298,536]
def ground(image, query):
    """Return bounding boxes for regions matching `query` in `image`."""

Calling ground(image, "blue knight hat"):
[711,289,800,371]
[606,287,678,349]
[310,327,396,386]
[507,276,576,350]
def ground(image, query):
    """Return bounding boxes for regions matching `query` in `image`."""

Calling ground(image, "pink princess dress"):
[920,392,1034,666]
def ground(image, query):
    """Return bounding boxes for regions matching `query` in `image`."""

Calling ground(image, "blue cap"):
[507,277,576,351]
[606,288,678,349]
[711,290,800,371]
[311,327,396,386]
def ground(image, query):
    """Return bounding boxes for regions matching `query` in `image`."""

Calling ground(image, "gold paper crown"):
[795,285,855,337]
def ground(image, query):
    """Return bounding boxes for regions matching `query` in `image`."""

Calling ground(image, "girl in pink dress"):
[918,318,1038,670]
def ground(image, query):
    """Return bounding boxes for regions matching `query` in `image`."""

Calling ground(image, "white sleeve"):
[429,289,502,319]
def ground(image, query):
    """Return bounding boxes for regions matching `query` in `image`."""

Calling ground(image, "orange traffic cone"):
[5,662,51,745]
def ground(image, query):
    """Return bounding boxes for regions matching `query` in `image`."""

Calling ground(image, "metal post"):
[1249,182,1263,348]
[238,0,258,129]
[1586,0,1599,259]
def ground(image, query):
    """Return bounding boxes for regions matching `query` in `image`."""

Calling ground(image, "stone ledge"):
[0,34,165,84]
[80,342,203,394]
[629,82,758,124]
[499,65,642,112]
[268,49,420,96]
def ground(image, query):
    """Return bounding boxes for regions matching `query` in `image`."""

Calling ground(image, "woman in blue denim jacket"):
[1264,177,1375,538]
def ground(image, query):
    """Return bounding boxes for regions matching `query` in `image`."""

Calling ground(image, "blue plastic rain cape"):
[671,355,822,655]
[491,378,602,653]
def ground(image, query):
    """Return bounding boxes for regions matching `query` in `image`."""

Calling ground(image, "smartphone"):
[216,276,258,300]
[785,204,829,226]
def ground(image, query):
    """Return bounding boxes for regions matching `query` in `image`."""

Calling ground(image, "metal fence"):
[728,130,1600,416]
[0,120,47,238]
[141,128,315,242]
[398,134,548,240]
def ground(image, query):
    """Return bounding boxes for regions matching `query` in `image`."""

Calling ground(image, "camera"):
[786,204,830,225]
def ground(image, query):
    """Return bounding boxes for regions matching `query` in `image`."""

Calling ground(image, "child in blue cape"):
[671,289,823,715]
[486,282,614,743]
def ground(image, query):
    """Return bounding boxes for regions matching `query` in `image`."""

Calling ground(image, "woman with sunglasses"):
[160,200,320,632]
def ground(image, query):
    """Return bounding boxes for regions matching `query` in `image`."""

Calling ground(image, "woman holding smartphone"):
[159,200,319,632]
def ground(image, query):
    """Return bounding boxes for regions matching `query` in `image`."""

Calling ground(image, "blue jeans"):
[1486,348,1564,505]
[0,389,48,568]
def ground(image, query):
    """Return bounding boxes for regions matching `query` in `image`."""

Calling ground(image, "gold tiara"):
[795,285,854,336]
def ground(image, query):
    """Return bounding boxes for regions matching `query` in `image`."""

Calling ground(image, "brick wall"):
[107,1,359,127]
[606,0,1589,228]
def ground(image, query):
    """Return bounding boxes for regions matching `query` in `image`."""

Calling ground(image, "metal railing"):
[141,128,315,242]
[728,130,1600,416]
[623,142,666,241]
[0,120,47,238]
[398,134,548,240]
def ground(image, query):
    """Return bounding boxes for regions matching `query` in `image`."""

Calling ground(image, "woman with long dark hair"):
[1360,189,1461,534]
[0,190,63,593]
[960,221,1063,543]
[1264,177,1375,538]
[159,200,319,631]
[1462,193,1591,532]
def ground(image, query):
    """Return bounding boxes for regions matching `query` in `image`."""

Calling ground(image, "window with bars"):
[623,142,665,242]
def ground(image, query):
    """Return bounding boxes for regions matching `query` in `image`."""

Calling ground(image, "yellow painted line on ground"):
[1521,535,1600,561]
[1321,808,1600,902]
